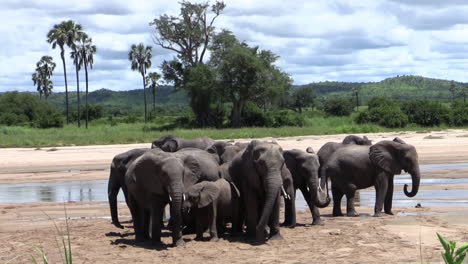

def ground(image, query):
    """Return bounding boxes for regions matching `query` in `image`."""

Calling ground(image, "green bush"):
[267,110,305,127]
[450,102,468,126]
[123,114,140,124]
[0,92,63,128]
[356,105,408,128]
[323,97,354,116]
[367,97,397,109]
[401,100,449,126]
[242,101,268,127]
[35,104,64,128]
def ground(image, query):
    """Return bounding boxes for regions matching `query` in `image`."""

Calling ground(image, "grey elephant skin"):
[183,178,240,241]
[283,148,330,227]
[151,135,215,152]
[207,141,245,164]
[317,135,372,187]
[322,138,420,217]
[219,140,286,243]
[108,148,149,229]
[125,148,220,246]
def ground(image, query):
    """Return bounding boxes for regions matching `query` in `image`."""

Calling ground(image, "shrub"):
[367,97,397,109]
[0,92,63,128]
[449,102,468,126]
[266,110,305,127]
[401,100,449,126]
[242,101,268,127]
[356,105,408,128]
[123,114,139,124]
[35,105,64,128]
[323,97,354,116]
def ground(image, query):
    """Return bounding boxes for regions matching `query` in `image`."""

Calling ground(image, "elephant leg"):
[345,184,359,217]
[128,195,144,242]
[374,172,389,217]
[231,200,243,236]
[282,188,296,227]
[151,199,165,244]
[384,175,394,215]
[300,187,322,225]
[332,185,344,217]
[209,204,219,241]
[142,209,151,240]
[195,209,205,240]
[268,194,283,240]
[245,191,259,239]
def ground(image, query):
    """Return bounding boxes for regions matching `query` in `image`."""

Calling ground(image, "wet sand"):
[1,129,468,263]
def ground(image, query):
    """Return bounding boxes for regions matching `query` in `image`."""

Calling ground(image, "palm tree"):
[47,20,83,124]
[71,32,86,127]
[31,72,42,99]
[146,72,161,113]
[33,56,56,100]
[129,43,152,123]
[79,35,97,129]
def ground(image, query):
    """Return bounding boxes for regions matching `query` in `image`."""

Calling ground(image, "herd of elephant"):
[107,134,420,247]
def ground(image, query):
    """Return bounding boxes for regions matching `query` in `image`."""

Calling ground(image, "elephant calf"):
[183,179,240,241]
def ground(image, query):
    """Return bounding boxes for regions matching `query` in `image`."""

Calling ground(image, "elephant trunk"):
[318,165,330,206]
[256,172,282,241]
[108,164,122,228]
[404,166,420,197]
[169,180,184,246]
[308,175,330,208]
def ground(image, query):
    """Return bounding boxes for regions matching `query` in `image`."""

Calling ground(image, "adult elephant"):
[220,140,286,243]
[108,148,149,228]
[207,141,244,164]
[322,138,420,217]
[283,148,330,227]
[151,135,215,152]
[125,148,220,246]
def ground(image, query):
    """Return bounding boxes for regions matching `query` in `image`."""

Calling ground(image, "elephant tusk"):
[169,195,172,202]
[183,194,186,201]
[281,186,290,200]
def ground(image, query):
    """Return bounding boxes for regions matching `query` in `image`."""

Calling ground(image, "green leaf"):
[438,233,450,252]
[455,243,468,256]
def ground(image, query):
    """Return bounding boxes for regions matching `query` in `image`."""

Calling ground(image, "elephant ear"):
[186,183,203,201]
[163,139,178,152]
[393,137,406,144]
[199,183,220,208]
[306,147,315,153]
[183,155,201,187]
[369,143,402,174]
[229,181,240,198]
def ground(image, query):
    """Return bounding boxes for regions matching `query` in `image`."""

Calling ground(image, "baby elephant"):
[183,179,240,241]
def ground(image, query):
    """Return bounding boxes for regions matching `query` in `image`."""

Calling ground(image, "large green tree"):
[210,31,291,127]
[150,0,225,126]
[129,43,152,123]
[47,20,83,124]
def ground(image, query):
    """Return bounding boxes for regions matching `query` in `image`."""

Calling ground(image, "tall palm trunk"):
[141,71,147,123]
[60,49,70,124]
[75,65,81,127]
[84,57,89,129]
[152,84,156,113]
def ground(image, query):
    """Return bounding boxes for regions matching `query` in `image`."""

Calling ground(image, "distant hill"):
[11,75,464,115]
[47,85,188,114]
[302,75,465,102]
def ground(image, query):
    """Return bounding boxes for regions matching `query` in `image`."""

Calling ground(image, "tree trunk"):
[142,73,147,124]
[152,84,156,113]
[75,65,81,127]
[60,49,70,125]
[84,58,89,129]
[231,101,244,128]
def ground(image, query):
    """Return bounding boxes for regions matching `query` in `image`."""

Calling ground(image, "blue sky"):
[1,0,468,92]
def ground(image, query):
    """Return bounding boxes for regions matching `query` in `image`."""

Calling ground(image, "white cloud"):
[1,0,468,93]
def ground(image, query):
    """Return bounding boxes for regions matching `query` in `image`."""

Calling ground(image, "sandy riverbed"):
[0,129,467,263]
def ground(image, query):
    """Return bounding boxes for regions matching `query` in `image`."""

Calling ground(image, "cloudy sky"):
[1,0,468,92]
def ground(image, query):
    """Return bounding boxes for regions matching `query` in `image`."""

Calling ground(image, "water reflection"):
[0,180,124,203]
